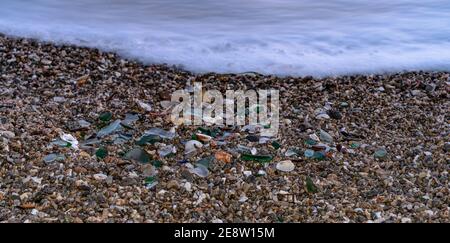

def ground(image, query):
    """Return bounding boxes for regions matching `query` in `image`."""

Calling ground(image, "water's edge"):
[1,0,450,77]
[4,32,450,79]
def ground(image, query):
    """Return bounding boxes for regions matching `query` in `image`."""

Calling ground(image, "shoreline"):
[2,32,450,79]
[0,35,449,223]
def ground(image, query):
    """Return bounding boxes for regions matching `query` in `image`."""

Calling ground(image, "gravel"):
[0,34,449,223]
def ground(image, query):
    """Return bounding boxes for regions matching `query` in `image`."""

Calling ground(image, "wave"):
[1,0,450,76]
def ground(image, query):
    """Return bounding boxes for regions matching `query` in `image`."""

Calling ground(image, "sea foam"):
[1,0,450,76]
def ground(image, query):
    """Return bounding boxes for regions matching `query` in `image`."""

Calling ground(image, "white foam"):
[1,0,450,76]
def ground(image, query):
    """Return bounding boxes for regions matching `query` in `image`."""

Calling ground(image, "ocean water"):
[1,0,450,76]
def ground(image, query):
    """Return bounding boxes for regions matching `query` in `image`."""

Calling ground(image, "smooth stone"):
[316,113,330,120]
[183,182,192,192]
[319,130,334,143]
[190,166,209,178]
[124,147,151,163]
[257,170,266,176]
[0,131,15,139]
[327,110,342,120]
[376,87,385,92]
[106,176,114,185]
[136,100,152,111]
[411,90,422,96]
[53,97,66,103]
[43,153,65,164]
[67,119,91,131]
[196,133,213,142]
[93,173,108,181]
[184,140,203,155]
[167,180,179,190]
[374,148,388,158]
[239,195,249,203]
[340,102,349,107]
[276,160,295,172]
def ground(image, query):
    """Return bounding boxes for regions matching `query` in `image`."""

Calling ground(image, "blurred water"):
[1,0,450,76]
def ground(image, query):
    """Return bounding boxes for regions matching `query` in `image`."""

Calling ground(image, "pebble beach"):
[0,35,449,223]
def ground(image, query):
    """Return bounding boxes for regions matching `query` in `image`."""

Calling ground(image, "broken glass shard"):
[124,147,151,164]
[97,120,123,137]
[144,128,176,140]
